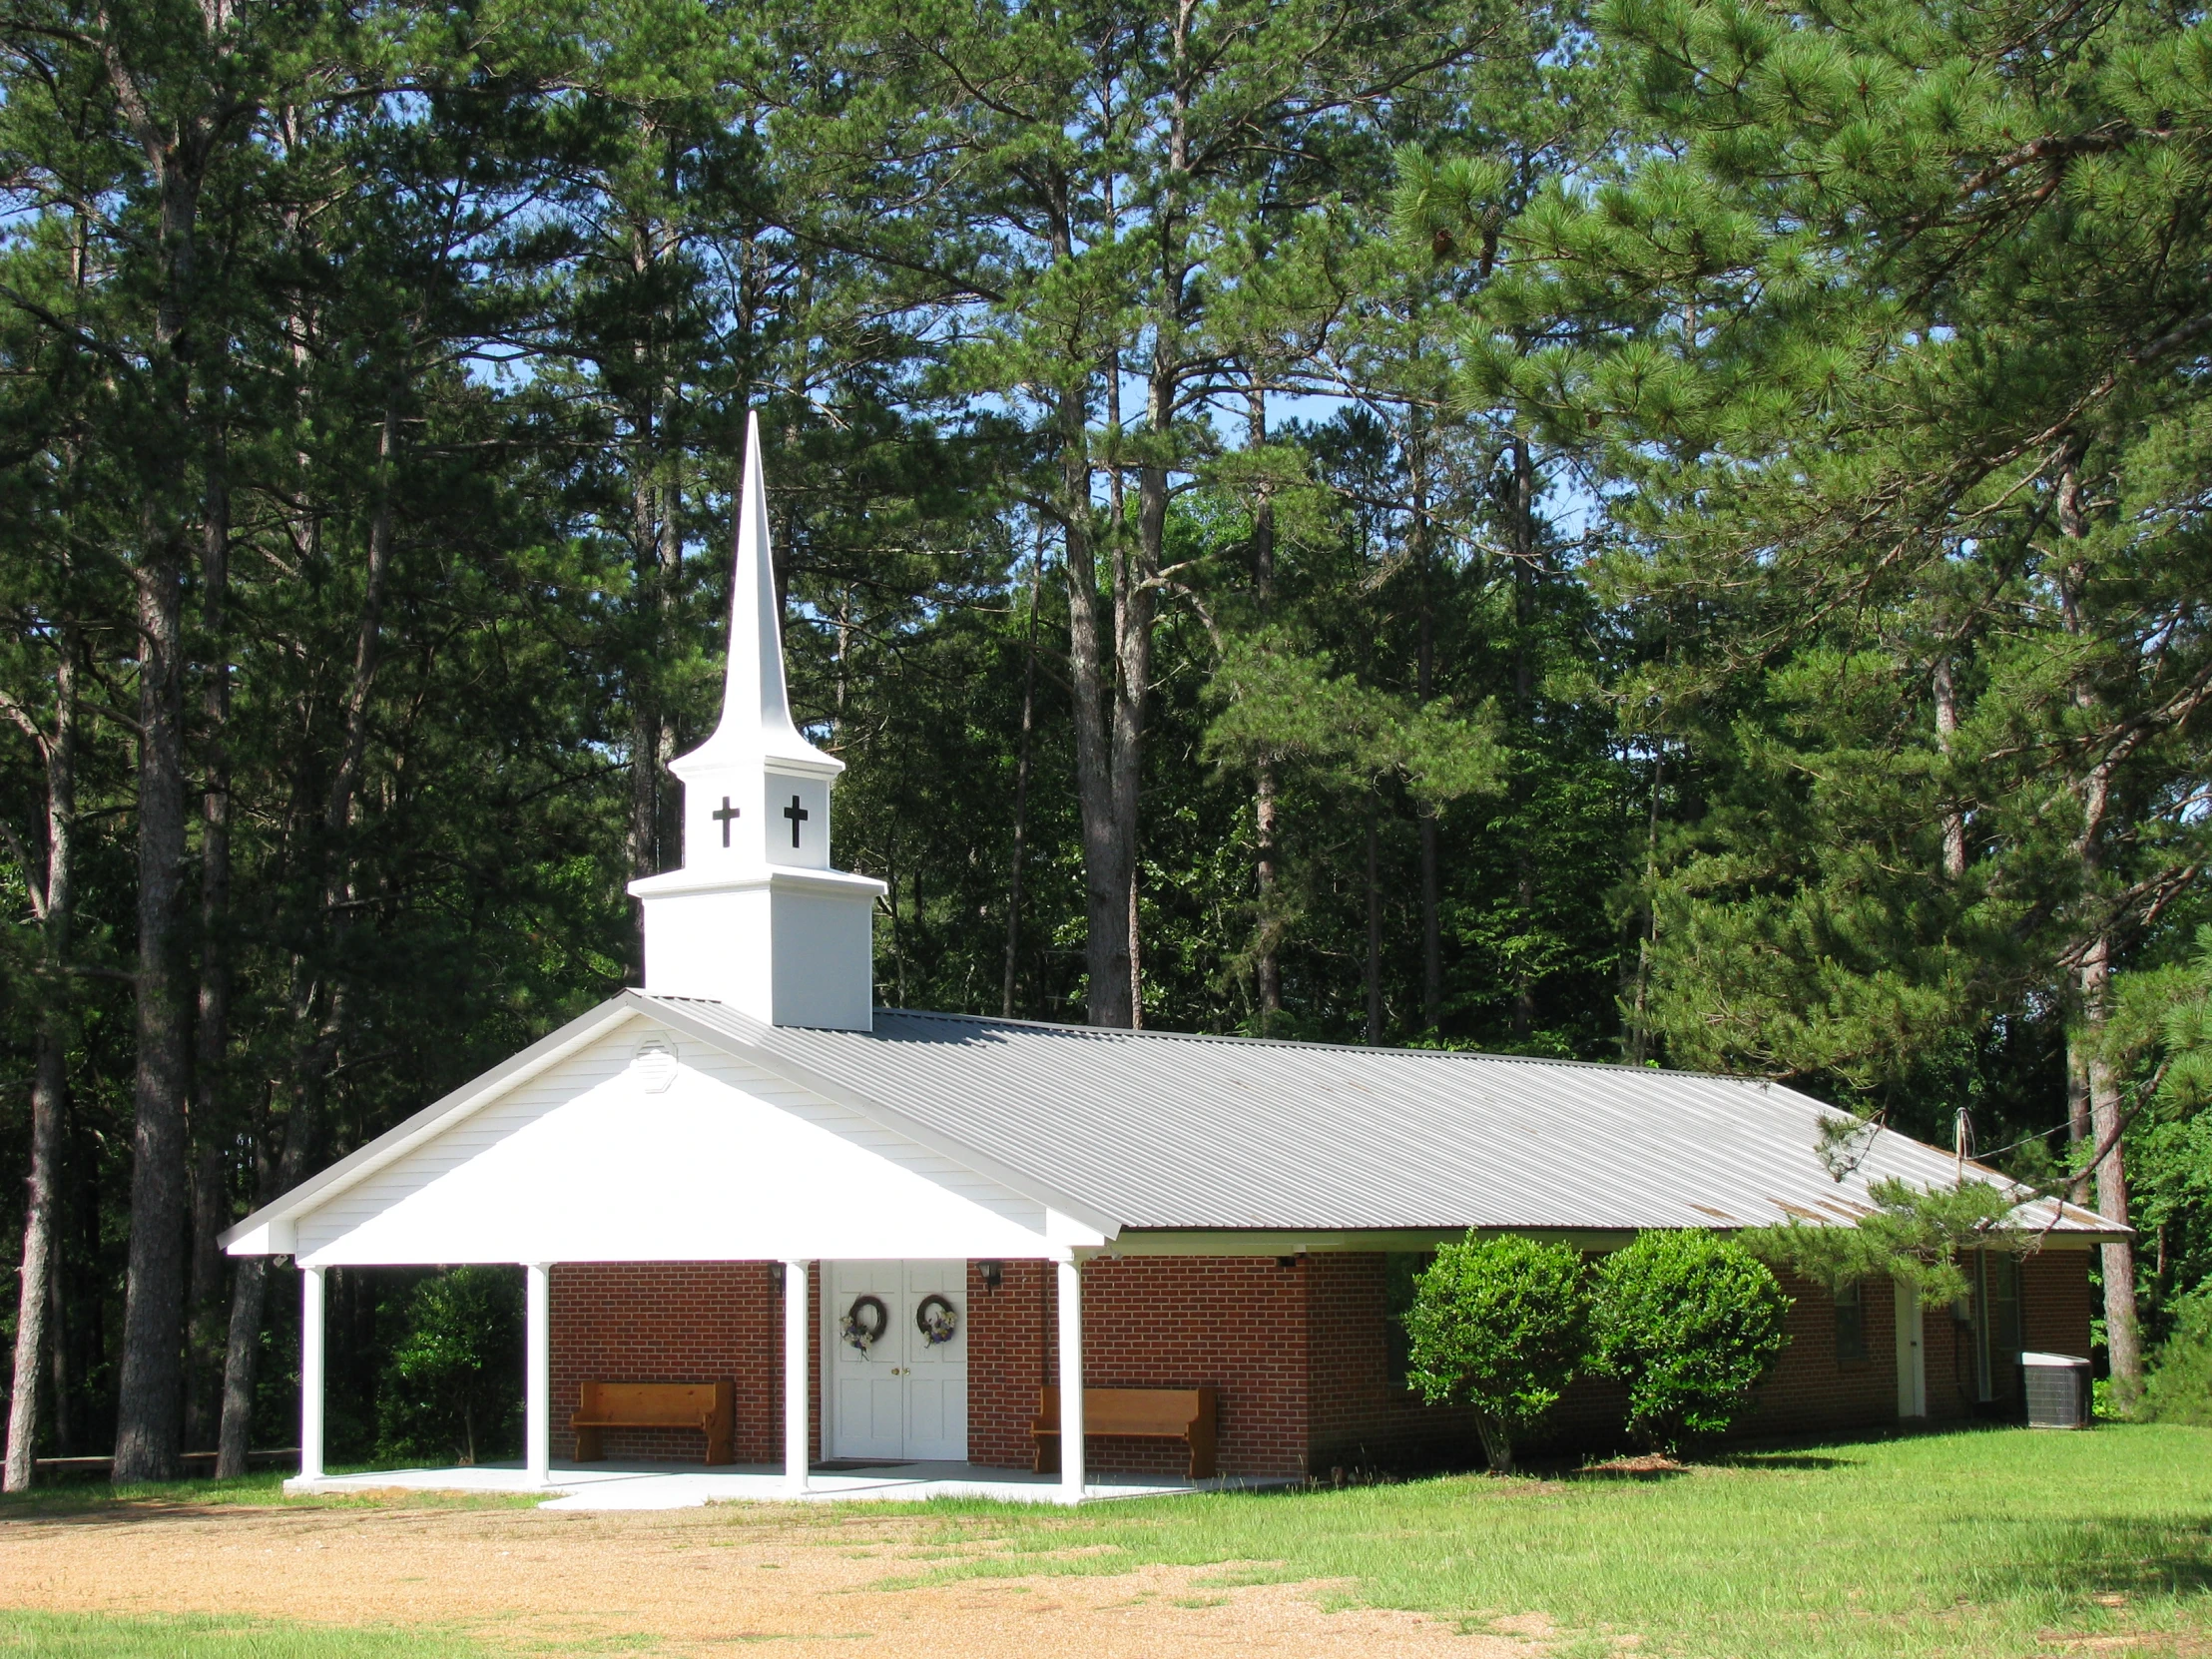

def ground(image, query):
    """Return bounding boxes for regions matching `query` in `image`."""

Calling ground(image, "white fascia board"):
[627,864,885,900]
[223,1217,296,1256]
[640,996,1125,1244]
[1107,1228,1646,1256]
[219,996,645,1255]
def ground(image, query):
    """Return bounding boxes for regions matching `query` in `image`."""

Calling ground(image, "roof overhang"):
[222,991,1125,1258]
[220,998,649,1255]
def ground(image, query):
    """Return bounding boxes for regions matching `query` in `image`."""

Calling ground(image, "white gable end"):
[289,1019,1057,1266]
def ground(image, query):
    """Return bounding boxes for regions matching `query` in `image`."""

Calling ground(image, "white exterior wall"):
[637,884,776,1016]
[633,870,877,1029]
[288,1019,1057,1266]
[769,885,874,1030]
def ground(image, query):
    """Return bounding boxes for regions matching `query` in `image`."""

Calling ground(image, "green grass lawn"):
[2,1424,2206,1657]
[882,1422,2212,1658]
[0,1467,542,1516]
[0,1611,483,1658]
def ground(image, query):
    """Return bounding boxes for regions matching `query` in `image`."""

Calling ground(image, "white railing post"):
[299,1264,325,1482]
[784,1260,811,1496]
[1057,1255,1085,1504]
[526,1263,552,1485]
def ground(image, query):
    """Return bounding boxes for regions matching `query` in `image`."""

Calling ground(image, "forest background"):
[2,0,2210,1483]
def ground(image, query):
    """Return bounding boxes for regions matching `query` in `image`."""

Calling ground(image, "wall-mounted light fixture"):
[769,1263,786,1292]
[978,1261,1004,1293]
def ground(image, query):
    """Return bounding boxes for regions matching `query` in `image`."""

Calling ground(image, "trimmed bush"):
[1405,1232,1588,1472]
[1590,1231,1792,1451]
[2144,1293,2212,1425]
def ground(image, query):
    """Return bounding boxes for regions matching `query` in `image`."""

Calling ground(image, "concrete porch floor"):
[285,1459,1263,1510]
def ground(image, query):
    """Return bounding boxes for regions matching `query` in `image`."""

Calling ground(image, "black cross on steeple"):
[783,794,810,848]
[712,797,741,847]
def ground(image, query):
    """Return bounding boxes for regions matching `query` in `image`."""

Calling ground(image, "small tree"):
[1404,1233,1588,1473]
[2144,1293,2212,1426]
[1590,1232,1791,1452]
[377,1267,523,1466]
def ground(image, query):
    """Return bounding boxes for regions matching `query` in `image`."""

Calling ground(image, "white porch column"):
[1056,1255,1085,1505]
[783,1260,811,1497]
[298,1264,325,1481]
[525,1262,552,1484]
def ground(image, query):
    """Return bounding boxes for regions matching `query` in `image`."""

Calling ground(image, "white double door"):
[827,1261,968,1462]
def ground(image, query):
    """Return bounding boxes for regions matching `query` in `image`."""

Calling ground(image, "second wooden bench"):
[1031,1385,1218,1480]
[571,1380,735,1465]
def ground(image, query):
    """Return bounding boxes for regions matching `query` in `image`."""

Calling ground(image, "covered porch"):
[285,1456,1245,1510]
[290,1255,1109,1503]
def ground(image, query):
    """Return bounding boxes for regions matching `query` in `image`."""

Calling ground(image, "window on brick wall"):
[1382,1253,1433,1389]
[1835,1280,1869,1365]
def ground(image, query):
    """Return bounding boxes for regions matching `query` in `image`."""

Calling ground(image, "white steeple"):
[628,413,884,1029]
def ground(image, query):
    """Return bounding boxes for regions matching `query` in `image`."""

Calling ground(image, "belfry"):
[626,413,885,1029]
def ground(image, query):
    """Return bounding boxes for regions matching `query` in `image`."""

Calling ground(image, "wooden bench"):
[572,1381,735,1465]
[1031,1385,1218,1480]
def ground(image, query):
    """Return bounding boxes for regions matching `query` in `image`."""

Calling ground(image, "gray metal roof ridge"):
[847,1003,1784,1083]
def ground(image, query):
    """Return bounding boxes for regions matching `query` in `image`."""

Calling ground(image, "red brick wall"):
[1304,1253,1479,1472]
[965,1259,1051,1469]
[964,1256,1312,1479]
[1736,1272,1898,1439]
[548,1263,819,1465]
[2023,1249,2092,1358]
[550,1247,2068,1476]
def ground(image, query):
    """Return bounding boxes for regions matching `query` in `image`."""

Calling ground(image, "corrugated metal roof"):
[644,997,2117,1240]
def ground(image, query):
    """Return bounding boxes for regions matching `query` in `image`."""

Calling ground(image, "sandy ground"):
[0,1493,1546,1658]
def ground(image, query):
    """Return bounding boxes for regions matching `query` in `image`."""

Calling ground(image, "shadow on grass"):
[1992,1515,2212,1603]
[0,1470,544,1522]
[1711,1452,1856,1470]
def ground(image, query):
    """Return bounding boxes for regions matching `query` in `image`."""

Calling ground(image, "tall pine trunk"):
[1506,436,1537,1043]
[186,410,233,1452]
[1410,423,1443,1032]
[114,415,195,1484]
[1002,551,1043,1017]
[110,16,242,1485]
[2055,447,2140,1399]
[1248,384,1282,1026]
[5,630,78,1490]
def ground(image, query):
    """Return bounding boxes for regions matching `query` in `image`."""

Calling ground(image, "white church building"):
[223,417,2117,1506]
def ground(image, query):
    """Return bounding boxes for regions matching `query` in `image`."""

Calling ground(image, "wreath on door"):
[840,1294,889,1353]
[915,1293,960,1346]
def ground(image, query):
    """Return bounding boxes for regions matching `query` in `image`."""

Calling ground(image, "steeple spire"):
[709,411,835,770]
[628,411,884,1029]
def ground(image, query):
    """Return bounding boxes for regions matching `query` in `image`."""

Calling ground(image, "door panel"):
[826,1261,967,1463]
[830,1262,904,1460]
[902,1262,968,1461]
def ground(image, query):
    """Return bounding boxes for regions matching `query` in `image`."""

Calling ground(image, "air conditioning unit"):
[2021,1353,2091,1429]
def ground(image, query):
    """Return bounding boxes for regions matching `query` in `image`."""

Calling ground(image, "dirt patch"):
[0,1498,1542,1657]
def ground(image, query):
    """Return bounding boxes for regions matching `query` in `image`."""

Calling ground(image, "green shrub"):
[1404,1232,1588,1472]
[1590,1231,1792,1451]
[375,1266,523,1465]
[2143,1293,2212,1425]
